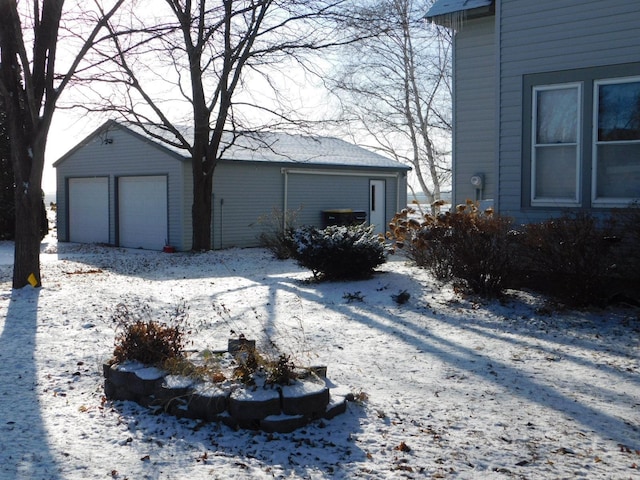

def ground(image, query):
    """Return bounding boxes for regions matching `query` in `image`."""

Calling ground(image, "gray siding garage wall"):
[211,162,406,249]
[288,173,369,225]
[453,16,496,206]
[211,161,284,249]
[498,0,640,223]
[286,170,404,230]
[55,126,189,251]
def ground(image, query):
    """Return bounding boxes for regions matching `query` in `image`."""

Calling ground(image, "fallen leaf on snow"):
[394,441,411,452]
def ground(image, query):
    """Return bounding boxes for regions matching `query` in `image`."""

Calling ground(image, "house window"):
[593,77,640,204]
[525,65,640,209]
[531,84,581,206]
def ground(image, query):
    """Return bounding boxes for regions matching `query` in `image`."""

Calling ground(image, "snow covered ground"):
[0,225,639,479]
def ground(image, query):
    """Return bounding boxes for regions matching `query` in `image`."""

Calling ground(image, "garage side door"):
[69,177,109,244]
[118,176,168,250]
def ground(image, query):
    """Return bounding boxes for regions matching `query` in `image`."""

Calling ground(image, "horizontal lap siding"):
[498,0,640,221]
[288,174,369,227]
[211,162,284,249]
[454,16,496,205]
[211,164,403,249]
[55,128,187,250]
[287,170,402,232]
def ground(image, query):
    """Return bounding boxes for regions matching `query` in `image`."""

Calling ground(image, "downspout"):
[397,174,402,213]
[452,27,458,209]
[220,197,224,248]
[282,168,289,231]
[212,193,216,249]
[493,0,501,213]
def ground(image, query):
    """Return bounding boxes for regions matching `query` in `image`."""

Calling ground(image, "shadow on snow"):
[0,289,61,479]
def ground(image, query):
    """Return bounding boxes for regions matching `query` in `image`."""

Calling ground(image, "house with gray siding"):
[54,120,409,251]
[427,0,640,222]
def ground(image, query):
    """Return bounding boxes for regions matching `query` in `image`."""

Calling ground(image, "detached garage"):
[54,120,410,251]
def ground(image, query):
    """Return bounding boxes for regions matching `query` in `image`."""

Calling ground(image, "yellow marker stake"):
[27,273,38,287]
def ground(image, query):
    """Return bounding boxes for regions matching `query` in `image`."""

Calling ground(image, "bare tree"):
[0,0,124,288]
[330,0,452,207]
[88,0,356,251]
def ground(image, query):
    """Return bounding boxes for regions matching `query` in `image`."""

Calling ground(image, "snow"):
[281,379,327,398]
[192,382,226,398]
[0,223,639,479]
[111,361,165,381]
[230,386,281,402]
[161,375,192,388]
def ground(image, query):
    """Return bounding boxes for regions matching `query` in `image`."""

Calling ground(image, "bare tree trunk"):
[0,0,125,288]
[191,164,214,250]
[6,120,48,288]
[13,181,42,288]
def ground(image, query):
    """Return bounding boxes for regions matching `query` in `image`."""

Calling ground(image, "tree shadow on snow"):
[43,243,299,282]
[0,288,61,479]
[107,395,368,479]
[266,267,640,450]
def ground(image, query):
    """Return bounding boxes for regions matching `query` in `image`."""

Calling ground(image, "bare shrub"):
[515,212,621,306]
[610,203,640,281]
[389,201,514,297]
[257,208,300,259]
[111,303,188,366]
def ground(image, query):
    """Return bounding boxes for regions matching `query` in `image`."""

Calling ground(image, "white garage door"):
[118,176,168,250]
[69,177,109,244]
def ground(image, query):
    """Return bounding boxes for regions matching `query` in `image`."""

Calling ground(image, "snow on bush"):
[292,223,387,280]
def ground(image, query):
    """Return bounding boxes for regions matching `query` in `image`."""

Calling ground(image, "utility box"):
[322,209,367,228]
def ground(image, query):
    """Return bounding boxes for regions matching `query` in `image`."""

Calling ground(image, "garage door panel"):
[118,176,168,250]
[69,177,109,244]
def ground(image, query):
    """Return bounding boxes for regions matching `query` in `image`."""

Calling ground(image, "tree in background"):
[89,0,358,251]
[330,0,452,207]
[0,97,14,240]
[0,0,124,288]
[0,97,48,242]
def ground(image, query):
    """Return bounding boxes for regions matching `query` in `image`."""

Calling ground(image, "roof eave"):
[53,120,190,168]
[218,157,412,172]
[426,4,495,28]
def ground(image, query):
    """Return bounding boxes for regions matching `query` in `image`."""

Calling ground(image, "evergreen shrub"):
[292,223,387,280]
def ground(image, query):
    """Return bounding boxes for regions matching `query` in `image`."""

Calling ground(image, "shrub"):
[232,345,262,384]
[163,356,226,383]
[388,208,454,279]
[266,354,297,386]
[389,201,515,297]
[292,223,387,280]
[256,207,300,259]
[514,212,623,306]
[111,303,187,366]
[610,203,640,282]
[229,339,298,386]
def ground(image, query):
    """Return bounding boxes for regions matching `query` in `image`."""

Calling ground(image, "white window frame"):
[531,83,582,207]
[592,76,640,207]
